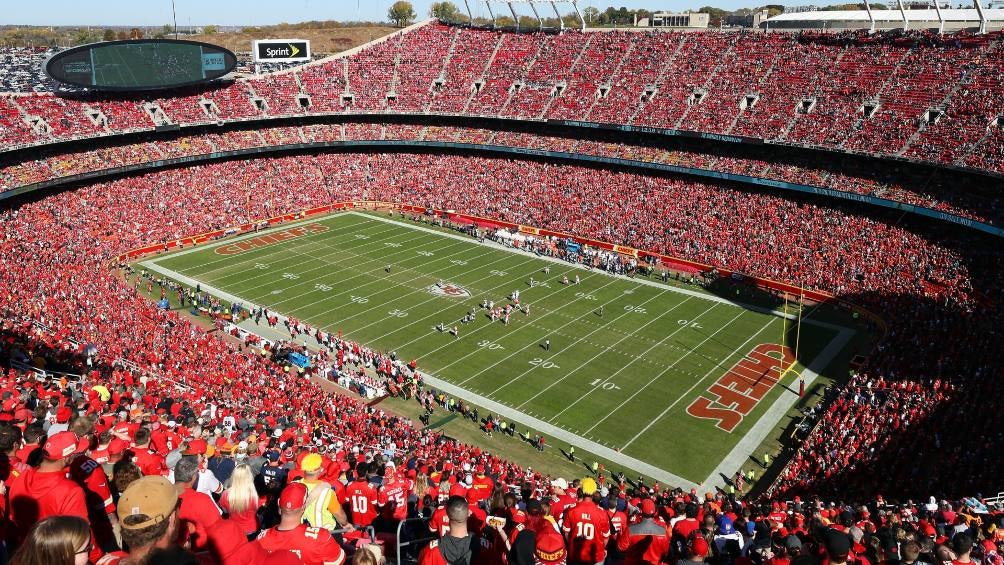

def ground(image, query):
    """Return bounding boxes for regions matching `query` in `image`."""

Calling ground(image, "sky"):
[2,0,771,27]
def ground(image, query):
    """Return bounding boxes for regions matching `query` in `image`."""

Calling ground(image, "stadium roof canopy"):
[763,7,1004,32]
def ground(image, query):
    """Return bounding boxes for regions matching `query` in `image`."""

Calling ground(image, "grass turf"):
[146,211,855,485]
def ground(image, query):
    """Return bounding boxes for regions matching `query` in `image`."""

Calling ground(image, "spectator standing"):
[7,431,88,545]
[256,482,347,565]
[562,478,611,565]
[420,495,479,565]
[220,464,264,539]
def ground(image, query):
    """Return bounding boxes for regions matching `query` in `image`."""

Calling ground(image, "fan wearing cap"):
[509,498,568,565]
[616,499,671,565]
[48,405,73,436]
[561,478,611,565]
[297,452,352,531]
[469,464,494,504]
[257,482,346,565]
[6,430,89,544]
[550,478,576,523]
[346,461,380,527]
[98,475,182,564]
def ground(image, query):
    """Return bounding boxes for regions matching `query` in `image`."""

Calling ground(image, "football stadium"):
[0,0,1001,564]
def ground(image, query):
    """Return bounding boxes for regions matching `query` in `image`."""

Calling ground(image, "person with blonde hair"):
[220,464,264,539]
[11,515,92,565]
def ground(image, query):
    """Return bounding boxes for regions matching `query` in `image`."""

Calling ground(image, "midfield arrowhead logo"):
[428,283,470,298]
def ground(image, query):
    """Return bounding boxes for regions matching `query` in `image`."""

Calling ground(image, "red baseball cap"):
[183,439,207,456]
[108,437,130,456]
[640,499,657,516]
[56,406,72,424]
[43,431,82,460]
[449,483,468,497]
[279,482,308,510]
[691,537,710,557]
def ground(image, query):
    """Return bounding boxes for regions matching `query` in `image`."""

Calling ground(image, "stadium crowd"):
[0,150,997,565]
[0,124,999,226]
[2,25,1004,174]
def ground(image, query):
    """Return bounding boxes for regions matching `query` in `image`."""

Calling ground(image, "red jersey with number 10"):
[346,479,379,526]
[562,500,611,564]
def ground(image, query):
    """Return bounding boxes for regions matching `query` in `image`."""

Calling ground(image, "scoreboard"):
[45,39,237,91]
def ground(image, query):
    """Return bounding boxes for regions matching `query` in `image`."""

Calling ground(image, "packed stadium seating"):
[3,153,999,500]
[1,21,1003,565]
[2,25,1004,178]
[1,123,1000,227]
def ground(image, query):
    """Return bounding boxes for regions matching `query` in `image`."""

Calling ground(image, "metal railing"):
[396,516,436,565]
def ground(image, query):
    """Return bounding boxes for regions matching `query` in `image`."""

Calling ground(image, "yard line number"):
[529,358,559,369]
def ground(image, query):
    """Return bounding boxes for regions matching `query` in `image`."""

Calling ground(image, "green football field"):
[142,211,856,487]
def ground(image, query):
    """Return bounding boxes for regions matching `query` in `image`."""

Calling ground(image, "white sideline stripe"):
[416,370,700,490]
[620,316,778,451]
[699,326,855,491]
[349,212,848,333]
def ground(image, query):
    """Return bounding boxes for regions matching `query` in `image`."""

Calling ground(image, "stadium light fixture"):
[471,0,586,31]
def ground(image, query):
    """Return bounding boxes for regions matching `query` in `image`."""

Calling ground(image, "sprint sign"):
[686,343,796,433]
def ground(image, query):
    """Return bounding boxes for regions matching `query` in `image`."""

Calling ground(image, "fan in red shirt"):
[561,478,611,565]
[378,466,409,523]
[127,428,168,477]
[257,482,347,565]
[617,500,670,565]
[469,465,494,504]
[550,478,577,524]
[6,431,89,545]
[671,503,701,553]
[345,462,380,527]
[431,484,470,537]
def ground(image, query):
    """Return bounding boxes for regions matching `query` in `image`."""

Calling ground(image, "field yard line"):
[416,370,698,490]
[700,326,854,490]
[392,271,609,375]
[246,234,477,309]
[581,307,747,435]
[620,315,777,451]
[516,293,687,410]
[334,253,538,335]
[359,256,544,343]
[489,288,668,397]
[549,300,720,422]
[448,277,622,385]
[163,215,383,277]
[210,229,456,302]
